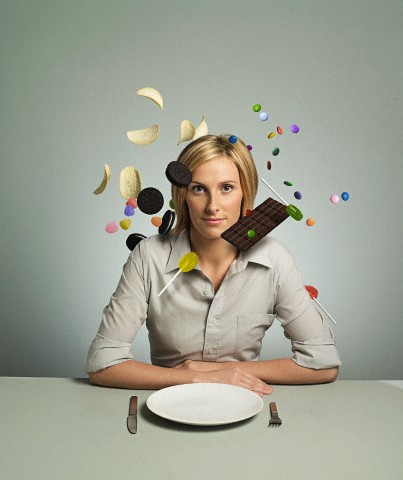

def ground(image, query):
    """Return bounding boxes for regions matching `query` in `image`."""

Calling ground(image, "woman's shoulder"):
[244,235,294,268]
[130,233,176,260]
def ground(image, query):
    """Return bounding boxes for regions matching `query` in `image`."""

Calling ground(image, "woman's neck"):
[188,227,239,268]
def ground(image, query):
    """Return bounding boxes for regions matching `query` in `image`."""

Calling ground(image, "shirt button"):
[203,289,209,296]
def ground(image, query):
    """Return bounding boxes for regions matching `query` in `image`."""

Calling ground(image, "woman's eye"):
[192,185,205,193]
[222,184,234,192]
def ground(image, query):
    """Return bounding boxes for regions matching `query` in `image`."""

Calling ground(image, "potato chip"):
[127,125,160,145]
[136,87,164,110]
[177,120,195,145]
[93,164,111,195]
[119,166,142,199]
[192,115,208,140]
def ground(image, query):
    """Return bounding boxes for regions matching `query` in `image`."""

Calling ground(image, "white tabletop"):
[1,378,402,480]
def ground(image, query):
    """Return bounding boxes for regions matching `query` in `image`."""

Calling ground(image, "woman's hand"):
[174,359,273,396]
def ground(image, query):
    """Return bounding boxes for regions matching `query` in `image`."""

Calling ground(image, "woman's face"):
[185,156,243,242]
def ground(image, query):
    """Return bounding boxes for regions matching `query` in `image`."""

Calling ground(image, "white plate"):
[146,383,263,426]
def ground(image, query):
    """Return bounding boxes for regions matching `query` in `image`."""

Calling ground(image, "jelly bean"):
[259,112,268,121]
[267,132,276,139]
[124,205,135,217]
[294,191,302,200]
[286,204,303,221]
[277,126,283,135]
[229,135,238,144]
[247,145,253,151]
[272,147,280,156]
[306,218,315,227]
[330,194,339,204]
[178,252,198,272]
[290,124,299,133]
[247,229,256,238]
[151,216,162,227]
[341,191,349,201]
[305,285,318,299]
[126,197,137,208]
[105,221,118,234]
[253,104,261,112]
[245,209,253,217]
[120,218,132,230]
[169,199,175,209]
[266,160,272,170]
[284,181,293,186]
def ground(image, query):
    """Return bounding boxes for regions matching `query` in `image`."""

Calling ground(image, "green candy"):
[247,229,256,238]
[272,147,280,156]
[284,181,293,186]
[253,104,262,112]
[286,204,303,221]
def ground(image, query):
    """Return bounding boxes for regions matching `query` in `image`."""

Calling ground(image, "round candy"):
[294,191,302,200]
[284,181,293,186]
[341,191,349,201]
[247,229,256,238]
[158,210,176,235]
[137,187,164,214]
[119,218,131,230]
[169,199,175,209]
[126,197,137,208]
[124,205,135,217]
[306,218,316,227]
[272,147,280,156]
[229,135,238,144]
[305,285,318,299]
[259,112,268,121]
[151,216,162,227]
[330,194,339,204]
[253,104,261,112]
[178,252,198,272]
[286,204,303,221]
[105,221,118,234]
[247,145,253,151]
[245,209,253,217]
[290,124,300,133]
[126,233,146,251]
[277,126,283,135]
[165,161,192,188]
[266,160,272,170]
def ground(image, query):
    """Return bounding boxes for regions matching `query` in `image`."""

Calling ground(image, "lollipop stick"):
[157,270,181,297]
[261,178,289,206]
[313,297,337,325]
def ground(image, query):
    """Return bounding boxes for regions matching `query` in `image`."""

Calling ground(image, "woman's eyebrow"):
[189,180,239,185]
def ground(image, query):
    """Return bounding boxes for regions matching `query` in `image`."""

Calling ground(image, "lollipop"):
[157,252,198,297]
[305,285,337,325]
[261,178,303,221]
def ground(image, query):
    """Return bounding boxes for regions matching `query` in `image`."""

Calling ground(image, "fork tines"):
[268,402,282,427]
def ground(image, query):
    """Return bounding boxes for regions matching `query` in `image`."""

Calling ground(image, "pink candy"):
[105,221,118,234]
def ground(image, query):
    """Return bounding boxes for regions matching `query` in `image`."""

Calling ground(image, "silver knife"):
[127,395,138,434]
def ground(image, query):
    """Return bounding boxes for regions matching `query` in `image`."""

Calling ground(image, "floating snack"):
[247,229,256,238]
[268,132,276,139]
[294,191,302,200]
[253,104,262,112]
[304,285,336,324]
[259,112,268,121]
[245,209,252,217]
[286,204,303,221]
[126,233,146,251]
[229,135,238,144]
[137,187,164,215]
[157,252,198,297]
[124,205,135,217]
[272,147,280,156]
[266,160,272,170]
[158,210,176,235]
[277,126,283,135]
[341,191,349,201]
[151,216,162,227]
[193,116,208,140]
[126,197,137,208]
[165,161,192,188]
[330,194,339,204]
[290,124,300,133]
[119,166,142,199]
[306,218,315,227]
[136,87,164,109]
[169,199,175,209]
[284,181,293,186]
[93,164,111,195]
[105,221,118,234]
[221,197,289,251]
[120,218,131,230]
[177,120,196,145]
[247,145,253,151]
[127,124,160,145]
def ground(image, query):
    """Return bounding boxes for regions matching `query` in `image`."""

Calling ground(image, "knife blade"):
[127,395,138,434]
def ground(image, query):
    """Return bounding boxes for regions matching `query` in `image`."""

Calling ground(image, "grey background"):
[1,0,402,380]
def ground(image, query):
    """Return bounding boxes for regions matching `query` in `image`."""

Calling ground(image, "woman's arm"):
[89,359,273,395]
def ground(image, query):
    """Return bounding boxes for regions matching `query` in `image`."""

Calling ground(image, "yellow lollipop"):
[157,252,198,297]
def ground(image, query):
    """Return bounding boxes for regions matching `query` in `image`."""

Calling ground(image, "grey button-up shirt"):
[86,230,341,373]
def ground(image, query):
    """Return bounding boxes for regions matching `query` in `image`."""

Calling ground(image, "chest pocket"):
[234,314,276,361]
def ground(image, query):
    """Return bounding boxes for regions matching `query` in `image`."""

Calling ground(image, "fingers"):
[210,367,273,396]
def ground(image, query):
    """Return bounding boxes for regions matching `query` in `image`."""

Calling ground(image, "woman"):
[87,135,341,395]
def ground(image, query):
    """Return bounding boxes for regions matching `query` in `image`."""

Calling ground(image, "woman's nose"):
[206,193,219,213]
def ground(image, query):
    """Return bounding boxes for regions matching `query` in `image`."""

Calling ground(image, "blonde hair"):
[171,134,258,236]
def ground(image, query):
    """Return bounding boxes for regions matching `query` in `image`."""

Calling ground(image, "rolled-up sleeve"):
[86,246,148,373]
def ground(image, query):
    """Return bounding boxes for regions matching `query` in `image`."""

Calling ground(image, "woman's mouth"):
[202,218,224,226]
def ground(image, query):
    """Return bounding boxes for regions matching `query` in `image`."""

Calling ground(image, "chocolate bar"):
[221,197,289,251]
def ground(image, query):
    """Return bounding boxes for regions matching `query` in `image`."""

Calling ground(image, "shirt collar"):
[239,237,274,269]
[165,230,195,273]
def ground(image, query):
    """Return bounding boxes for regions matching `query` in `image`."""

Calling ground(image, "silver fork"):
[268,402,282,427]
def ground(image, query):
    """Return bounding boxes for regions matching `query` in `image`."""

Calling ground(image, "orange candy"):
[151,216,162,227]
